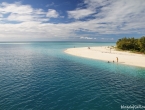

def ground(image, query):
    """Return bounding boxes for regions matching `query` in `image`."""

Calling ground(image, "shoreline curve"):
[64,46,145,68]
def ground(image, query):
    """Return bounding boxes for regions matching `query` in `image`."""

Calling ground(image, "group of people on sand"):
[86,46,119,63]
[108,57,118,63]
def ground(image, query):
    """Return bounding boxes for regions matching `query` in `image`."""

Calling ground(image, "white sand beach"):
[65,46,145,68]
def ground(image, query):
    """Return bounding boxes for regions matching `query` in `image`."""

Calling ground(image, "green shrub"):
[116,36,145,53]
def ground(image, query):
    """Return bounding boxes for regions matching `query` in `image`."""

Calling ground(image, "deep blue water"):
[0,42,145,110]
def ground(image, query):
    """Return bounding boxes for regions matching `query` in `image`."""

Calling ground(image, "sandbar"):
[64,46,145,68]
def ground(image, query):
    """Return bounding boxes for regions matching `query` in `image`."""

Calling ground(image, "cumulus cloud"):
[46,9,59,18]
[80,36,96,39]
[0,2,62,40]
[67,0,145,34]
[0,2,59,22]
[67,0,109,19]
[0,0,145,41]
[7,13,33,22]
[67,9,95,19]
[0,2,33,14]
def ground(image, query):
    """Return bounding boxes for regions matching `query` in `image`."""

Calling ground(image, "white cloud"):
[80,36,96,39]
[84,0,110,9]
[0,2,33,14]
[67,0,109,19]
[46,9,59,18]
[67,0,145,34]
[0,2,59,22]
[7,13,33,22]
[0,21,77,41]
[67,9,95,19]
[0,0,145,41]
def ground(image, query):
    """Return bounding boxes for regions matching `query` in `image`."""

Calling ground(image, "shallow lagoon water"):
[0,42,145,110]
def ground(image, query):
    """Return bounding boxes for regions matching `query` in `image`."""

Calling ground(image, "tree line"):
[116,36,145,53]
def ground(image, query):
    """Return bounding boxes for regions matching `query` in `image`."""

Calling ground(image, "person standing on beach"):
[116,57,118,62]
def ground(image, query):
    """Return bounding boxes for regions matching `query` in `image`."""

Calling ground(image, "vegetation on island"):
[116,36,145,54]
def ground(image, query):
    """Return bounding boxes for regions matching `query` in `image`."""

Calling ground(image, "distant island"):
[116,36,145,54]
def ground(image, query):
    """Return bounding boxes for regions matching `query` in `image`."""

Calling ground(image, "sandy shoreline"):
[64,46,145,68]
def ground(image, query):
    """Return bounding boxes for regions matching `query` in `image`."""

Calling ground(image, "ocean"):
[0,42,145,110]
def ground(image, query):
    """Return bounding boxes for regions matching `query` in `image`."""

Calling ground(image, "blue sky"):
[0,0,145,41]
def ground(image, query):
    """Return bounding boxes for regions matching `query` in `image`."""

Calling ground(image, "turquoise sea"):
[0,42,145,110]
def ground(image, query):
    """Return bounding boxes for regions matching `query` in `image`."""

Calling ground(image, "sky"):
[0,0,145,41]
